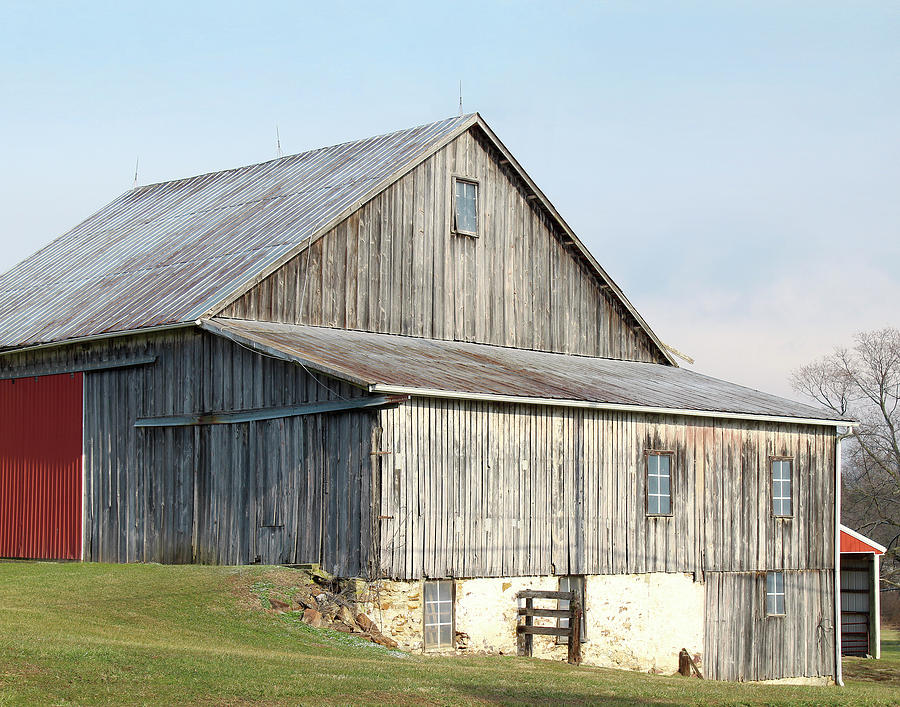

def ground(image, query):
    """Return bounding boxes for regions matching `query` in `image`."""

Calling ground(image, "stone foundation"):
[359,572,705,674]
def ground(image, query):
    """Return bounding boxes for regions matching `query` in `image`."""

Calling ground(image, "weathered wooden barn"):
[0,114,852,681]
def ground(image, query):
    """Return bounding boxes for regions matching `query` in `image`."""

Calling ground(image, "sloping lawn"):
[0,562,897,705]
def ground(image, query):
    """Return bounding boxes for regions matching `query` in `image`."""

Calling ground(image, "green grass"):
[0,563,898,706]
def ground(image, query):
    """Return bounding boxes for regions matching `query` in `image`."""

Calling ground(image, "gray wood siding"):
[377,398,835,580]
[0,330,378,575]
[704,570,835,681]
[220,128,667,364]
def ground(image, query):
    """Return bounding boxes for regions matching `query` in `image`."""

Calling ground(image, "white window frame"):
[557,575,587,642]
[766,571,786,616]
[646,451,673,517]
[771,457,793,518]
[451,176,479,237]
[423,579,454,650]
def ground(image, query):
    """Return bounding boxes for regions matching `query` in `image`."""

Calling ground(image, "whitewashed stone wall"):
[359,572,705,674]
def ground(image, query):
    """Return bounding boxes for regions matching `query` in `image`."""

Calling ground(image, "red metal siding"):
[0,373,82,559]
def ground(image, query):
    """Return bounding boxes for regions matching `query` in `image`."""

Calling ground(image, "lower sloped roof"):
[202,318,851,426]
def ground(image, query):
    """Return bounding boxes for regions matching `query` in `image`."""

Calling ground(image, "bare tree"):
[792,328,900,590]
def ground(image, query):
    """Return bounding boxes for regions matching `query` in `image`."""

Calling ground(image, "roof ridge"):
[133,114,478,192]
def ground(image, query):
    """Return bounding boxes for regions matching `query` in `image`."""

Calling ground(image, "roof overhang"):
[367,383,855,428]
[840,524,887,554]
[199,318,855,429]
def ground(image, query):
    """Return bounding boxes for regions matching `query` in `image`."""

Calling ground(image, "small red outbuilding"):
[840,524,886,659]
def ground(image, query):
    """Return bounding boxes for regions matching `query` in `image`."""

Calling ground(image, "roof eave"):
[368,383,855,428]
[840,524,888,553]
[197,318,372,389]
[0,321,196,358]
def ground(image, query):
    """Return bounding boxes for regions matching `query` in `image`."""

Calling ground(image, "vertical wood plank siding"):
[221,128,667,364]
[378,399,835,579]
[703,570,835,681]
[1,330,377,575]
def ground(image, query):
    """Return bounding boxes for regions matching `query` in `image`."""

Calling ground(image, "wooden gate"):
[516,589,582,664]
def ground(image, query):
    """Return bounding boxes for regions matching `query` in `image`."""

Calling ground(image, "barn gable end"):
[218,125,670,363]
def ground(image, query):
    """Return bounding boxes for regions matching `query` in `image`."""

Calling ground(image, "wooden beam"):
[516,589,575,600]
[0,355,157,380]
[517,607,571,618]
[134,394,407,428]
[516,625,571,637]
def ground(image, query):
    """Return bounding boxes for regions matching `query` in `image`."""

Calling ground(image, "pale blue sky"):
[1,1,897,396]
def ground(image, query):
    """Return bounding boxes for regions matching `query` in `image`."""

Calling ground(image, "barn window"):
[453,177,478,236]
[646,451,672,516]
[557,575,587,642]
[423,580,454,650]
[766,571,786,615]
[771,458,793,517]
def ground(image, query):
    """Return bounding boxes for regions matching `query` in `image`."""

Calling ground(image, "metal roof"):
[203,318,851,426]
[0,115,476,349]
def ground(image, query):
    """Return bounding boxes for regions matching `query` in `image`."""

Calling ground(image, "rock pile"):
[266,569,399,649]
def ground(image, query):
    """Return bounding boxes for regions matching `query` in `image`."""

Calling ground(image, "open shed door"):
[0,373,83,559]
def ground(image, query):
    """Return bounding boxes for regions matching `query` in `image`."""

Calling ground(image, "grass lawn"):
[1,563,898,706]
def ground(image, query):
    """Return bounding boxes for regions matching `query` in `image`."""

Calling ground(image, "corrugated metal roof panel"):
[0,115,475,349]
[205,318,848,423]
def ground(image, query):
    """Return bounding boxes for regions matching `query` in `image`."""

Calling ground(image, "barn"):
[0,114,852,681]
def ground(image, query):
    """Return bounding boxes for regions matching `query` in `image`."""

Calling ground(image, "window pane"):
[439,623,453,647]
[647,455,657,474]
[648,475,658,494]
[659,475,670,495]
[438,580,452,601]
[424,581,437,603]
[658,495,670,514]
[648,496,659,515]
[455,180,477,233]
[658,455,670,475]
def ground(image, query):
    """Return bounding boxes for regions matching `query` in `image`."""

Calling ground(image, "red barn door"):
[0,373,83,559]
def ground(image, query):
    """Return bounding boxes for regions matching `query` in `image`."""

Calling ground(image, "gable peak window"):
[771,458,793,517]
[766,571,786,616]
[646,451,672,516]
[453,177,478,236]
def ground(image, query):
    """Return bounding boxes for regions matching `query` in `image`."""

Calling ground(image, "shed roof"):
[203,318,851,426]
[0,115,474,349]
[840,525,886,554]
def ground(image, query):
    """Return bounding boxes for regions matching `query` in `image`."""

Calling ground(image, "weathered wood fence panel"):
[516,589,582,665]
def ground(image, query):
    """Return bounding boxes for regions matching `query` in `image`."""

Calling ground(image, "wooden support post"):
[678,648,691,676]
[567,600,582,665]
[524,596,534,657]
[678,647,703,678]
